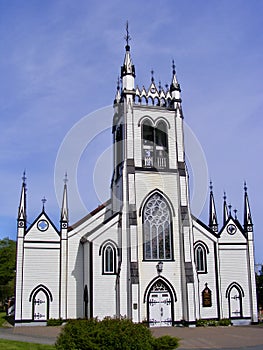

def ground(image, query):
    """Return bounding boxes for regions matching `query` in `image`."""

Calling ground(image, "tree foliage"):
[256,270,263,310]
[0,238,16,300]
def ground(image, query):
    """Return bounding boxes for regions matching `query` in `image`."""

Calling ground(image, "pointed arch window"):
[142,120,168,169]
[101,242,117,275]
[194,244,207,273]
[143,193,173,260]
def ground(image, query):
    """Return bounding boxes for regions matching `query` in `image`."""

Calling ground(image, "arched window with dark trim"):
[101,242,117,275]
[143,193,172,260]
[142,119,168,169]
[194,244,207,273]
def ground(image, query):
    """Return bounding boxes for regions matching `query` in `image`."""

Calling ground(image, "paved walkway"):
[0,324,262,349]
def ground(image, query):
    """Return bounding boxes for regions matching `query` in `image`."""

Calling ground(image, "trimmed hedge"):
[47,318,63,326]
[196,318,231,327]
[55,318,179,350]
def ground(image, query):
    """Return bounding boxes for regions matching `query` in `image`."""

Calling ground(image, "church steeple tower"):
[243,182,253,232]
[209,181,218,232]
[170,60,181,101]
[223,192,229,225]
[121,22,135,92]
[17,171,27,231]
[60,173,69,228]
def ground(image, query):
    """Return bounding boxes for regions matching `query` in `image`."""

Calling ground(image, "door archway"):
[146,279,175,327]
[226,282,244,319]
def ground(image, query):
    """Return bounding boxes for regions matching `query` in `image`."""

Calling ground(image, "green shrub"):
[218,318,231,326]
[55,317,152,350]
[153,335,179,350]
[196,318,231,327]
[55,318,179,350]
[196,319,207,327]
[47,318,63,326]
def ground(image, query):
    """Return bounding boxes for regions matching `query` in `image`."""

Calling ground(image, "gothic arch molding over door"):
[146,278,175,327]
[29,285,52,321]
[226,282,244,319]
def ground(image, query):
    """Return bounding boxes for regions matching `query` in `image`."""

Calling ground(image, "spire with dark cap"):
[209,181,218,232]
[244,181,253,232]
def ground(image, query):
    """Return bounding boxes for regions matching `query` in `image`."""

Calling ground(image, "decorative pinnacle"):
[228,204,232,215]
[223,191,227,201]
[234,209,237,220]
[22,170,27,184]
[42,196,47,210]
[151,69,154,83]
[244,181,247,192]
[209,180,213,192]
[165,83,169,91]
[64,172,68,185]
[158,81,162,91]
[172,59,176,75]
[124,21,131,48]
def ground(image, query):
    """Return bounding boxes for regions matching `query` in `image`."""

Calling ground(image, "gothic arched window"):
[143,193,172,260]
[194,244,207,273]
[101,243,117,274]
[142,119,168,169]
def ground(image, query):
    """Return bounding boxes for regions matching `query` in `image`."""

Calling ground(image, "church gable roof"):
[24,211,60,242]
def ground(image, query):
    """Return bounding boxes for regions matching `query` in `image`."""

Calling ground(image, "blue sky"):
[0,0,262,264]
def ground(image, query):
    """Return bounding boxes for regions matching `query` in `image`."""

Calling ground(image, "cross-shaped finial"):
[42,196,47,210]
[244,181,247,192]
[125,21,131,46]
[64,172,68,185]
[22,170,27,184]
[172,59,176,74]
[151,69,154,83]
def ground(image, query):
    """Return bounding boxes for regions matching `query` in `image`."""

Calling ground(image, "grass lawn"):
[0,339,55,349]
[0,312,8,327]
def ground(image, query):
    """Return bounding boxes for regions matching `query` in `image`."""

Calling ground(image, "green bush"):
[152,335,179,350]
[47,318,63,326]
[218,318,231,326]
[55,318,179,350]
[196,318,231,327]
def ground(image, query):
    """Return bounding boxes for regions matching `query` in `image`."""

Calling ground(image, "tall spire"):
[121,21,135,91]
[61,173,69,223]
[170,60,181,100]
[209,181,218,232]
[223,191,229,225]
[18,171,27,226]
[244,182,253,231]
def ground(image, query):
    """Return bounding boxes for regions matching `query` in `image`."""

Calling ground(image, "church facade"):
[15,37,258,327]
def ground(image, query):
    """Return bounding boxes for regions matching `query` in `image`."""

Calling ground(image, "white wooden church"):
[15,32,258,327]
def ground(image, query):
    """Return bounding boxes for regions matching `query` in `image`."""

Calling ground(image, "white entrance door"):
[148,281,172,327]
[33,290,48,321]
[229,286,242,318]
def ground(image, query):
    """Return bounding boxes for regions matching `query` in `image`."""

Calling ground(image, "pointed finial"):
[244,181,247,192]
[228,204,232,215]
[234,208,238,220]
[172,59,176,75]
[22,170,27,184]
[165,83,169,91]
[209,180,213,192]
[125,21,131,49]
[151,69,154,83]
[223,191,227,201]
[64,172,68,185]
[42,196,47,210]
[158,80,162,91]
